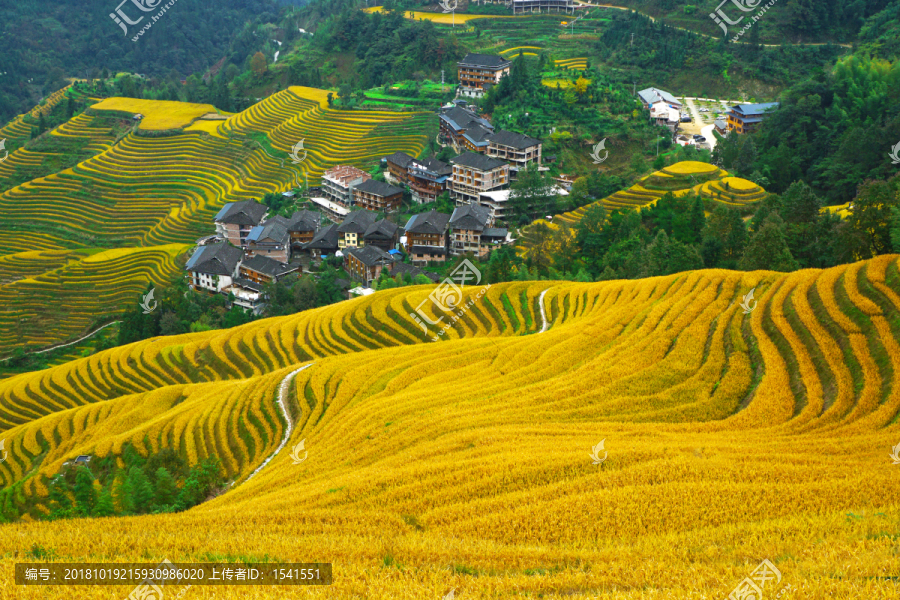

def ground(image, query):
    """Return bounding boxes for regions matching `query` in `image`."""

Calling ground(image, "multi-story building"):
[449,152,510,205]
[337,209,378,249]
[440,106,495,152]
[486,130,542,175]
[238,254,300,285]
[302,223,340,259]
[511,0,575,14]
[457,53,511,97]
[213,200,268,248]
[449,203,492,257]
[345,245,395,287]
[285,210,320,252]
[363,218,400,252]
[321,164,371,207]
[637,87,683,111]
[353,179,404,212]
[384,151,414,185]
[245,217,291,263]
[404,210,451,265]
[185,241,243,293]
[408,158,452,204]
[727,102,779,134]
[310,196,350,223]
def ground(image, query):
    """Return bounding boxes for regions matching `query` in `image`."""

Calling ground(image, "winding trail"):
[539,289,550,333]
[0,320,121,362]
[241,362,314,485]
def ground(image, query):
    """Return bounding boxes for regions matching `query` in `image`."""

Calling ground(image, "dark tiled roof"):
[355,179,403,197]
[247,219,289,245]
[464,123,494,145]
[731,102,779,115]
[240,254,299,278]
[489,130,541,150]
[231,277,264,293]
[405,210,451,235]
[185,241,243,275]
[384,151,414,169]
[347,245,395,267]
[390,261,441,282]
[458,53,511,69]
[214,200,268,226]
[337,209,378,234]
[411,157,452,177]
[451,151,508,172]
[409,245,448,256]
[364,218,399,239]
[450,203,491,231]
[303,223,339,250]
[482,227,508,239]
[286,210,319,232]
[440,106,493,132]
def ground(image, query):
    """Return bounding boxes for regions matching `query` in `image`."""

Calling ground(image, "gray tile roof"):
[463,123,494,146]
[214,200,268,226]
[440,106,493,133]
[286,210,320,232]
[482,227,508,239]
[489,130,541,150]
[337,209,378,234]
[405,210,451,235]
[730,102,779,115]
[384,151,414,169]
[458,53,511,69]
[240,254,299,278]
[451,151,508,172]
[450,203,491,231]
[347,245,395,267]
[185,241,243,275]
[364,218,399,239]
[303,223,339,250]
[355,178,403,197]
[247,219,289,245]
[637,87,681,107]
[411,157,452,177]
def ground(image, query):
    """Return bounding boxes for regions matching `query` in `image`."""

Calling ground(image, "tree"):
[126,467,155,514]
[703,206,748,269]
[739,215,800,272]
[250,52,268,76]
[842,176,899,259]
[94,485,116,517]
[508,163,558,225]
[73,467,96,516]
[154,467,178,508]
[891,206,900,253]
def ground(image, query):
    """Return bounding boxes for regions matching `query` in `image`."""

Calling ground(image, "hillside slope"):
[0,88,433,356]
[1,258,899,597]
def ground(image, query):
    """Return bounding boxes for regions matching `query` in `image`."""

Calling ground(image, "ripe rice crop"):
[89,98,218,131]
[0,259,899,597]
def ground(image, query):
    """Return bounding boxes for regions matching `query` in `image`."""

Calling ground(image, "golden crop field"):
[364,6,518,23]
[0,88,432,356]
[1,257,899,598]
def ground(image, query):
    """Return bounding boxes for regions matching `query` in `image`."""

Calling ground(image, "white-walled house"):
[184,241,244,293]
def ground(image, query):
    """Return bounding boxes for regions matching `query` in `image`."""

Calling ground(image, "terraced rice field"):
[1,258,899,598]
[0,88,432,355]
[554,57,588,69]
[363,6,517,23]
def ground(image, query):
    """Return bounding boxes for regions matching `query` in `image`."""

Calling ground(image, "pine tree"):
[739,215,800,272]
[127,467,155,514]
[73,467,96,516]
[154,467,177,508]
[94,485,116,517]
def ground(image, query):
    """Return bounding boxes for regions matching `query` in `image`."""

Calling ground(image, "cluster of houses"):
[637,86,779,137]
